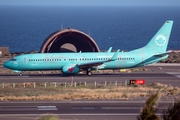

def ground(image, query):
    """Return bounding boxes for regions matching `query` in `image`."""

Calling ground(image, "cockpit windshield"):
[11,58,17,61]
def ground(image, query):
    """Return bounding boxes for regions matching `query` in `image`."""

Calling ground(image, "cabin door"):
[23,56,28,65]
[141,54,145,66]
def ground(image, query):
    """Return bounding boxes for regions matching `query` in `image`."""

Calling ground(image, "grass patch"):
[0,82,179,101]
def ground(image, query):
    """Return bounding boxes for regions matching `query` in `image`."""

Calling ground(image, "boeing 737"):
[3,20,173,76]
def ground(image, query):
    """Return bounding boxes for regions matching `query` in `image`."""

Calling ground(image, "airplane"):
[3,20,173,76]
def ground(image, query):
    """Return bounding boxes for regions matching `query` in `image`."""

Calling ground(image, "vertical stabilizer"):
[131,21,173,54]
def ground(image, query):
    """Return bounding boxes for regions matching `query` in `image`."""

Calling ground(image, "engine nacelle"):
[61,65,80,74]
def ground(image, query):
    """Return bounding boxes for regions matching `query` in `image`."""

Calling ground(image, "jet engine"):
[61,65,80,74]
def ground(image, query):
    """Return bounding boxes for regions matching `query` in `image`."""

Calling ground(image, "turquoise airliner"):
[3,21,173,76]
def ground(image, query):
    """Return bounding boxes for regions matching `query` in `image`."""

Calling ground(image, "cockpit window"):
[11,58,17,61]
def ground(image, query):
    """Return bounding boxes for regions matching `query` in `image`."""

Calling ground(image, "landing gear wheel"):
[19,73,22,76]
[86,71,92,76]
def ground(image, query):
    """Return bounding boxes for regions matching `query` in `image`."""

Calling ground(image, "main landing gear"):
[86,69,92,76]
[19,73,22,76]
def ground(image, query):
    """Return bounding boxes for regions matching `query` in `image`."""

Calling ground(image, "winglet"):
[110,49,119,61]
[107,47,112,52]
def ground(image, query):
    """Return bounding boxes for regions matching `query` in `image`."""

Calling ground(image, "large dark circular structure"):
[40,28,100,53]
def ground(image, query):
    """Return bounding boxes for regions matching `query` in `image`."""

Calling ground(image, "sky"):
[0,0,180,6]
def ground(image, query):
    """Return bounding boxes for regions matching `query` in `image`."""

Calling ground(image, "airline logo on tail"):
[155,34,167,46]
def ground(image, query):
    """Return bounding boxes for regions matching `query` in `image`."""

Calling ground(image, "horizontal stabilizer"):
[154,50,172,57]
[134,50,171,67]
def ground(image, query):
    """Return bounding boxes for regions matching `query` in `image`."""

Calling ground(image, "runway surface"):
[0,101,174,120]
[0,63,180,120]
[0,72,180,86]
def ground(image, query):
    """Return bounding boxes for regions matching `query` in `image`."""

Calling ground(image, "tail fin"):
[131,20,173,54]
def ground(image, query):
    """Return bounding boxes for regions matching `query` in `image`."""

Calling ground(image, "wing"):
[78,49,120,69]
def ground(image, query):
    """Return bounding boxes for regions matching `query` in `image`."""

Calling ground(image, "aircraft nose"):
[3,61,10,68]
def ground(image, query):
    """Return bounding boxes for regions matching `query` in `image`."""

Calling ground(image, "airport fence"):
[0,81,129,89]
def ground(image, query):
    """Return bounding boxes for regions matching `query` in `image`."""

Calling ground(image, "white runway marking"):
[166,72,180,78]
[37,106,58,110]
[0,106,58,111]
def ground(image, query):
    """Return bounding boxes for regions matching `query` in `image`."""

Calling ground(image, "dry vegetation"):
[0,82,179,101]
[159,51,180,63]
